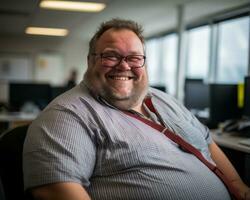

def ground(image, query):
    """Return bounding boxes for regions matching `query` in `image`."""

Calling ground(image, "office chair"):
[0,125,29,200]
[0,176,6,200]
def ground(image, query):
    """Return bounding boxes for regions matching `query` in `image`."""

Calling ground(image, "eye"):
[128,55,143,62]
[102,54,120,61]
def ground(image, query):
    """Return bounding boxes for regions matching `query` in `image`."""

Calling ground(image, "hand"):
[231,181,249,200]
[238,186,250,200]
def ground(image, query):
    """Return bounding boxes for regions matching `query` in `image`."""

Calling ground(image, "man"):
[23,18,250,200]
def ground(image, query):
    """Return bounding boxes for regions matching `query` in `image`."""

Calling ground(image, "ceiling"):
[0,0,249,41]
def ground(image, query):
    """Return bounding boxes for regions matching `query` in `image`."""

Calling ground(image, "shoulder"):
[41,82,105,120]
[47,81,92,109]
[148,87,184,109]
[149,86,208,133]
[29,82,116,137]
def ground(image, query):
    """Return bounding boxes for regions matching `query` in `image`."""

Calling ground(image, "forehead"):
[95,28,144,53]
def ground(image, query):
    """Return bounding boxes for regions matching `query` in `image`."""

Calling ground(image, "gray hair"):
[88,18,145,56]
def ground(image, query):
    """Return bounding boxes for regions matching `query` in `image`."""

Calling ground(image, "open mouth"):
[108,75,134,80]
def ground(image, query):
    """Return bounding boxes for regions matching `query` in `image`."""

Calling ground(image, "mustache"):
[106,70,136,78]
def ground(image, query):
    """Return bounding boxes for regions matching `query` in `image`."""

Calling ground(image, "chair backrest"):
[0,125,29,200]
[0,176,6,200]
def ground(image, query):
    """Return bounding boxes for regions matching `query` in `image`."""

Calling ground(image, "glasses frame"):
[91,53,146,68]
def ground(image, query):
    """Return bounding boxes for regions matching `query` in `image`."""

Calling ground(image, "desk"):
[212,130,250,185]
[0,112,37,132]
[212,130,250,153]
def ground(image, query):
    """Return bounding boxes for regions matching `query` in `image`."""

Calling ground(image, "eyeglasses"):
[91,53,146,68]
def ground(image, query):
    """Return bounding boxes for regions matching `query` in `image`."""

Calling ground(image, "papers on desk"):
[190,108,209,119]
[211,130,250,153]
[0,112,38,122]
[238,138,250,147]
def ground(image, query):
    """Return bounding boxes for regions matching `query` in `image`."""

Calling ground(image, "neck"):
[131,102,150,118]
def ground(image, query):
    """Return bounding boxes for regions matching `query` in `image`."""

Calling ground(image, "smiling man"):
[84,27,148,111]
[23,18,250,200]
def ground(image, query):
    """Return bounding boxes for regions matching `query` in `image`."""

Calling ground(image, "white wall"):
[0,53,32,81]
[58,37,89,83]
[0,35,87,85]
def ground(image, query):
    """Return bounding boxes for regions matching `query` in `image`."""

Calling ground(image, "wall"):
[0,53,32,81]
[58,37,89,82]
[0,35,87,84]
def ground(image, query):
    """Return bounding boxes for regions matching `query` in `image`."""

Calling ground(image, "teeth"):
[110,76,130,80]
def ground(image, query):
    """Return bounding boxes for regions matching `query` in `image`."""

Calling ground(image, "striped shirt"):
[23,81,231,200]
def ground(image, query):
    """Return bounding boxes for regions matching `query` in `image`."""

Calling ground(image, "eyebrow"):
[102,50,119,54]
[102,50,144,55]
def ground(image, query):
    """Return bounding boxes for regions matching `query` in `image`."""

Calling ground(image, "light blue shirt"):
[23,81,231,200]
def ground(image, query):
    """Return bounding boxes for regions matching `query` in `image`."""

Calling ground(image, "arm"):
[23,108,97,200]
[209,141,250,199]
[30,182,91,200]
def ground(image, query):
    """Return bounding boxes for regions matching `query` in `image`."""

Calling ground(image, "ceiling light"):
[40,0,106,12]
[25,27,69,36]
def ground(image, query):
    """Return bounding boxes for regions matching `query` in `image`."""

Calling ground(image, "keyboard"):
[238,138,250,147]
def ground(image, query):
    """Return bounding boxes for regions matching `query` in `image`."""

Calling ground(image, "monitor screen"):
[209,83,241,128]
[184,78,209,110]
[9,82,52,112]
[244,76,250,118]
[51,86,68,99]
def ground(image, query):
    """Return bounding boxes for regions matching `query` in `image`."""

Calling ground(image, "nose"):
[114,58,131,71]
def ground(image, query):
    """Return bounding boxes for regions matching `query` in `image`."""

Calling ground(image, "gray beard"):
[84,76,148,111]
[99,86,148,110]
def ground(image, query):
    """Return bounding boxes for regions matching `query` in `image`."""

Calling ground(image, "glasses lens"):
[100,53,145,68]
[126,55,145,67]
[101,54,120,67]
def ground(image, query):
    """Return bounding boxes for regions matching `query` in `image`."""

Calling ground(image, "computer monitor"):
[243,76,250,118]
[9,82,52,112]
[184,78,209,110]
[51,86,68,99]
[209,83,241,128]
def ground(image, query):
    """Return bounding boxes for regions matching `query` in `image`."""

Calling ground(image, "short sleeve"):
[23,106,97,190]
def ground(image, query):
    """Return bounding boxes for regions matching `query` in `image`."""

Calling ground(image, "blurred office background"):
[0,0,249,127]
[0,0,250,192]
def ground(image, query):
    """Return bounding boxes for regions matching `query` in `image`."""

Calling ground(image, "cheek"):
[132,68,147,79]
[91,64,111,77]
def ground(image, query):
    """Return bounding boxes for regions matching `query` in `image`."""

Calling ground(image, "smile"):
[108,75,133,80]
